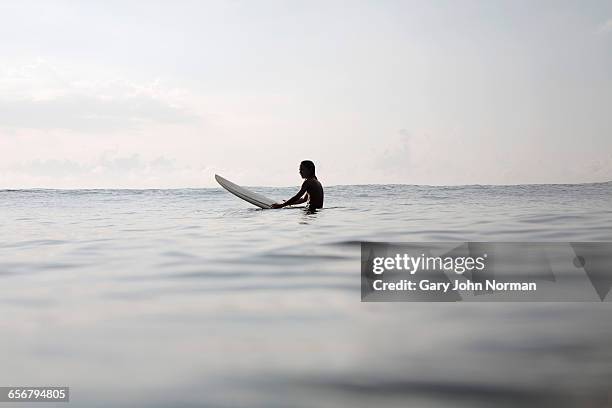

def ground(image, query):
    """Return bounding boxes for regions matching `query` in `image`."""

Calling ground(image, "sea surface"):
[1,182,611,407]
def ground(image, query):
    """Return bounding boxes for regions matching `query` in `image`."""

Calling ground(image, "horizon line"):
[1,180,610,191]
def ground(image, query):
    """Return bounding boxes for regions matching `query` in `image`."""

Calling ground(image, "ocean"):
[1,182,611,407]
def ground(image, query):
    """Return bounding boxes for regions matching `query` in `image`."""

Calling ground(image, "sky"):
[0,0,611,188]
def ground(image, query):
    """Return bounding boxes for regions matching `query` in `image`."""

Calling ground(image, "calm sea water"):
[1,182,611,407]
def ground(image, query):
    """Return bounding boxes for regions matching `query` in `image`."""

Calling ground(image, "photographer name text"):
[372,279,537,292]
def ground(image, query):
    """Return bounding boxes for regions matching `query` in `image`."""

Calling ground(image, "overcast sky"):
[1,0,611,188]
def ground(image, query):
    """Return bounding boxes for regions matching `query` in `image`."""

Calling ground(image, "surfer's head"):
[299,160,316,179]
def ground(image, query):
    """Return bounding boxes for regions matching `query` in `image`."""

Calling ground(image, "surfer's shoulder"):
[303,177,319,187]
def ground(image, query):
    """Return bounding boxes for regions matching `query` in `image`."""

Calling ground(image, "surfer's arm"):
[294,195,308,205]
[272,184,307,208]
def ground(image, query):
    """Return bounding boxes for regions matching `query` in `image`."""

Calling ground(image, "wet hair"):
[300,160,316,178]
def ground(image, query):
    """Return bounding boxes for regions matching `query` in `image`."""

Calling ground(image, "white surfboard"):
[215,174,276,209]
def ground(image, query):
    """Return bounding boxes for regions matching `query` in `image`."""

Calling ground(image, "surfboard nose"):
[215,174,275,209]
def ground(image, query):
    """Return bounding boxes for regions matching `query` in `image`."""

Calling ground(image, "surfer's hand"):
[271,203,283,209]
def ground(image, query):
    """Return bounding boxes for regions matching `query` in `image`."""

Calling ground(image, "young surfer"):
[272,160,324,210]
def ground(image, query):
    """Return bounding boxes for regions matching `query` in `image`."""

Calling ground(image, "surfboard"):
[215,174,276,209]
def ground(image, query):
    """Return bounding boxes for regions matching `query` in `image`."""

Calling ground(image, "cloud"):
[0,95,198,132]
[4,153,176,177]
[372,128,447,183]
[573,154,612,182]
[0,151,221,188]
[0,60,199,132]
[597,19,612,34]
[373,129,413,176]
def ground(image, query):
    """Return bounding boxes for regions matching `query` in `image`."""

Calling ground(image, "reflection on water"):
[0,182,611,407]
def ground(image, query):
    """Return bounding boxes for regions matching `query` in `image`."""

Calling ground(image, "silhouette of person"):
[272,160,324,210]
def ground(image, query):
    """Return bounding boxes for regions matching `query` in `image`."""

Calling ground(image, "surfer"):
[272,160,324,210]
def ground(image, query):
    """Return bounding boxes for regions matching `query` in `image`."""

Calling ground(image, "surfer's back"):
[304,177,324,209]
